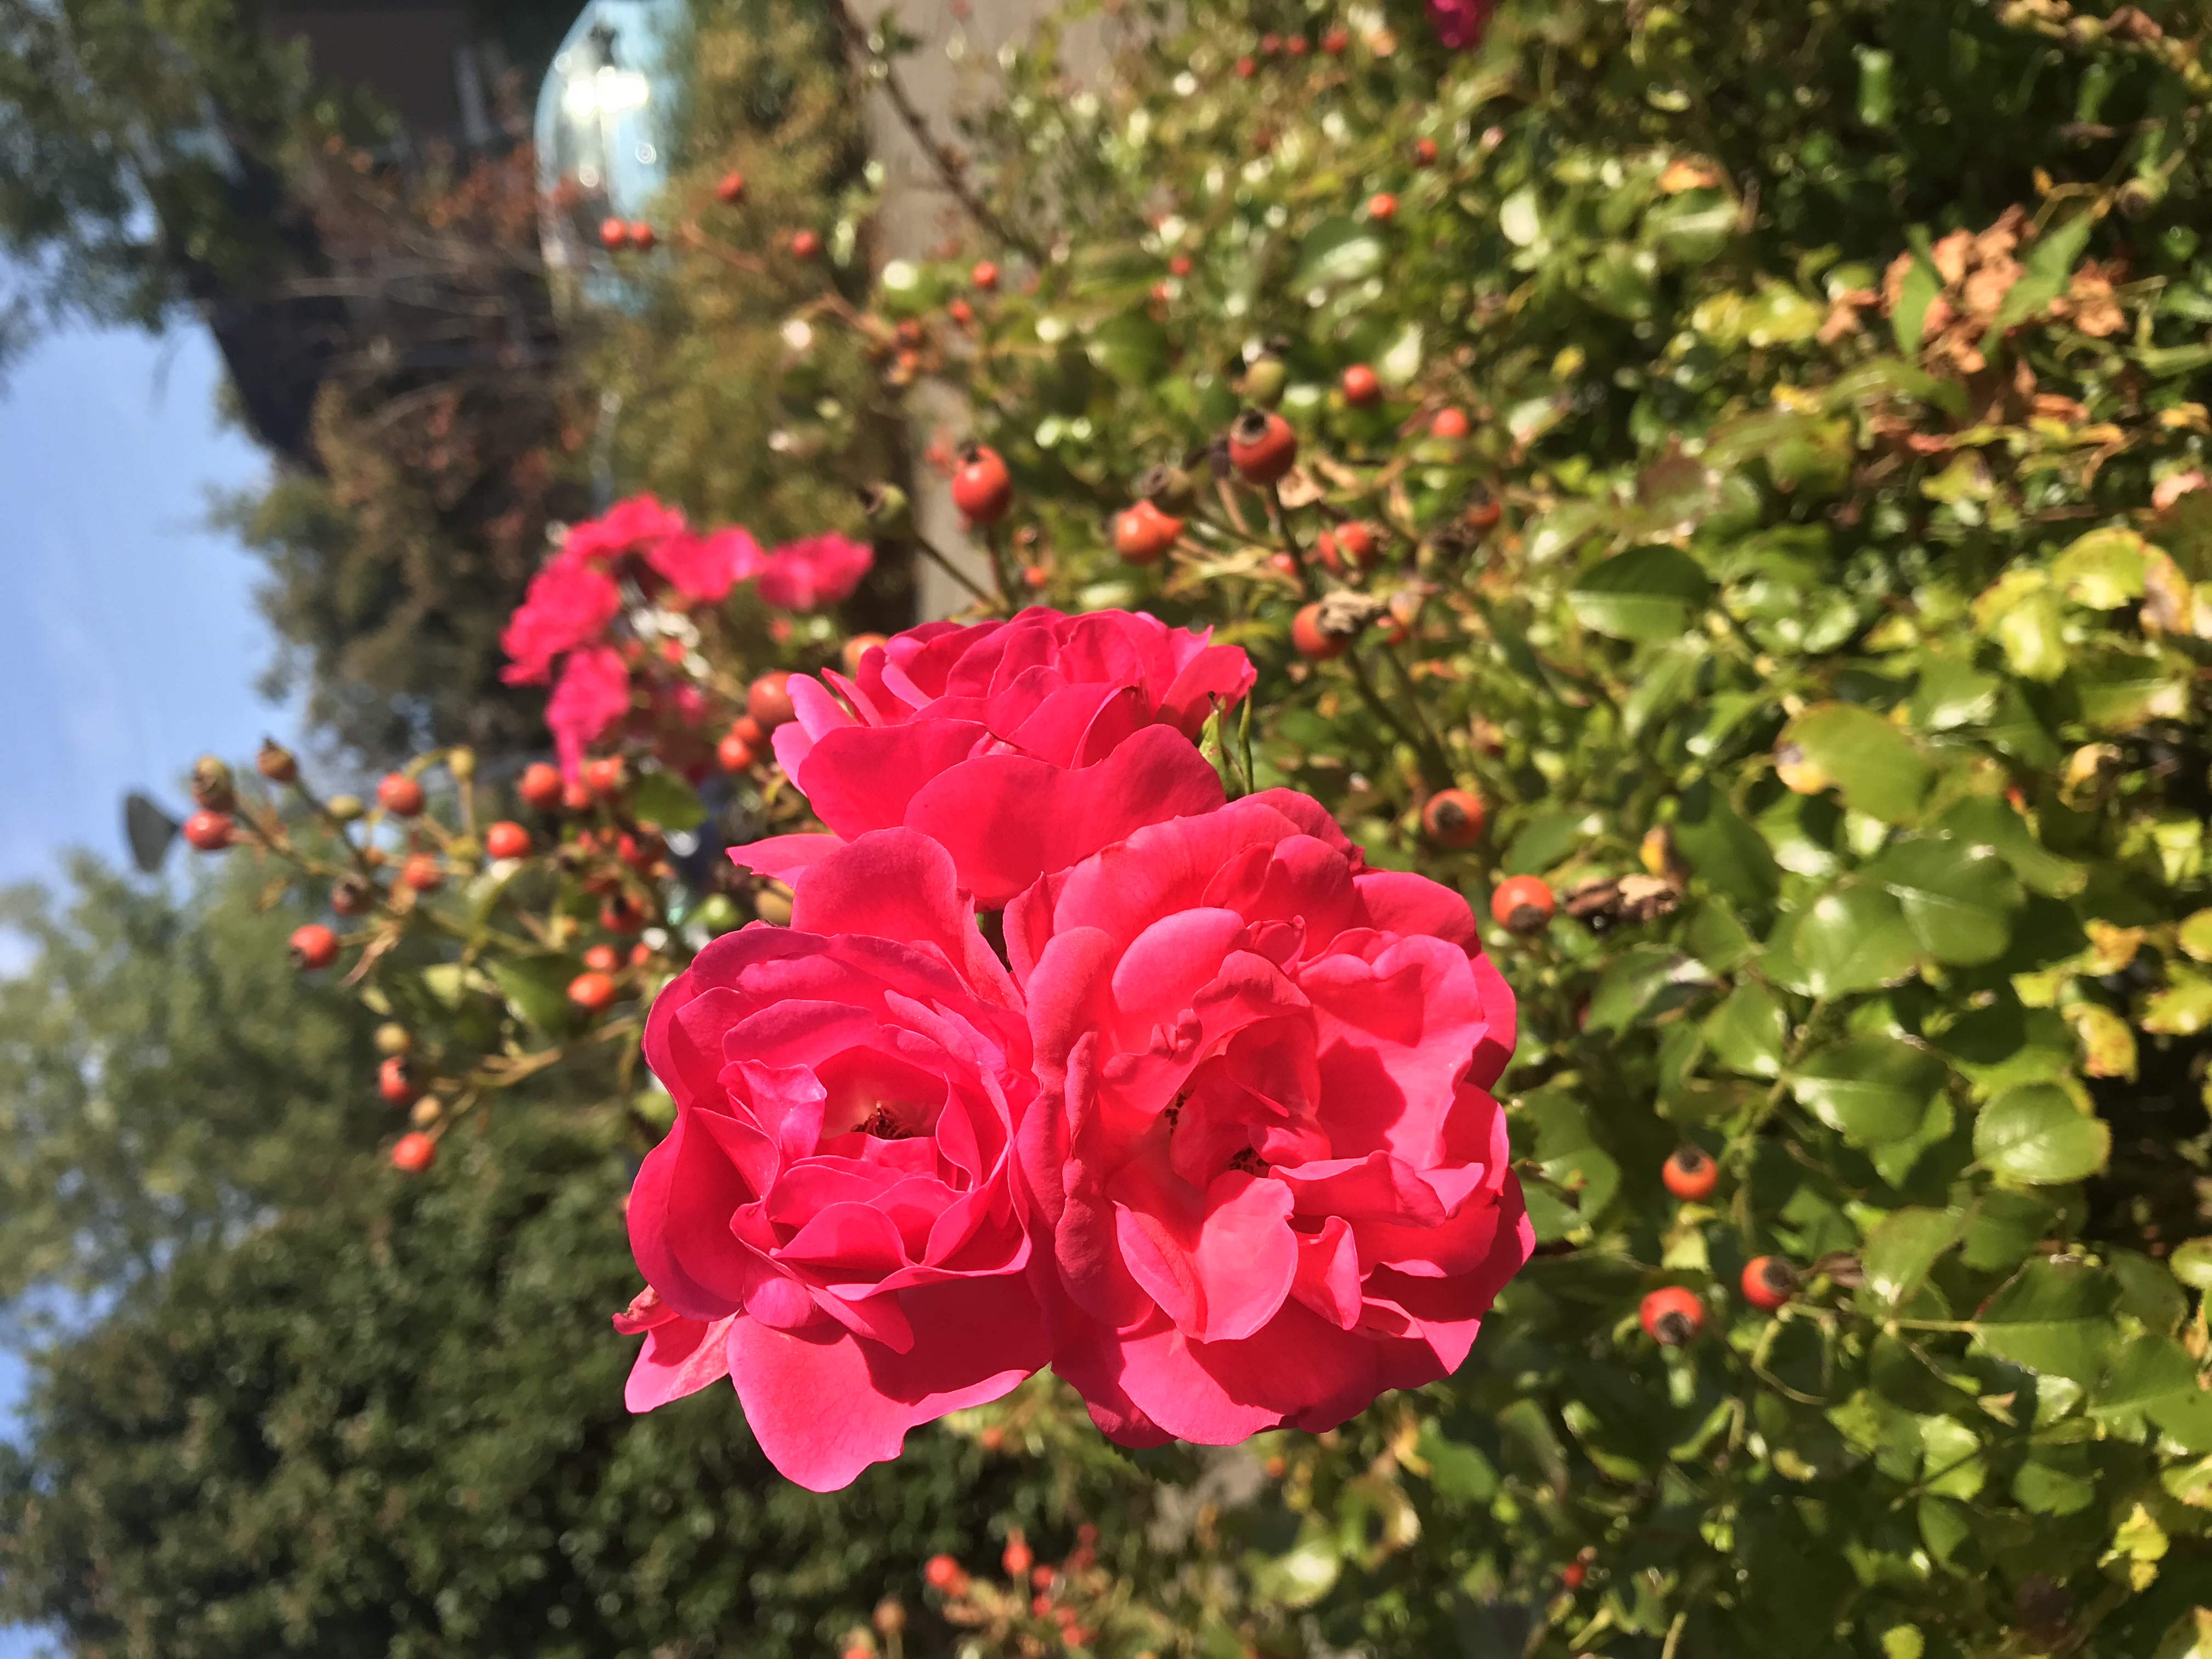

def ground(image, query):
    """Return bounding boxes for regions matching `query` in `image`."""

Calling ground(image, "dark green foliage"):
[0,1114,1092,1658]
[0,856,381,1315]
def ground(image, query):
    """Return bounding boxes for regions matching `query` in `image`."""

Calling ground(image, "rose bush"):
[623,827,1048,1491]
[1009,792,1528,1445]
[744,607,1256,905]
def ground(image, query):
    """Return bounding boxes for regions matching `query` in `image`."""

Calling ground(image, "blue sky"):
[0,321,284,1656]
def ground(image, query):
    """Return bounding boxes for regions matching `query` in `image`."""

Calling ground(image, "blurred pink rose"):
[500,556,622,684]
[545,645,632,776]
[756,532,874,611]
[1009,792,1528,1446]
[1426,0,1494,49]
[563,495,689,565]
[735,608,1255,906]
[622,829,1051,1491]
[651,527,764,603]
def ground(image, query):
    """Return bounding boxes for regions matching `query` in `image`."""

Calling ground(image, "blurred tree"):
[0,1110,1102,1658]
[0,855,381,1322]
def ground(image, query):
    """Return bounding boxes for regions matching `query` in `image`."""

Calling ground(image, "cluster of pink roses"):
[500,494,873,774]
[617,608,1530,1491]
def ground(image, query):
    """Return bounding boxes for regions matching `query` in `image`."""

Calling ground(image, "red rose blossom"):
[546,644,633,777]
[755,532,875,611]
[563,494,690,565]
[500,555,622,685]
[735,608,1256,906]
[1007,791,1528,1446]
[622,829,1051,1491]
[650,526,763,603]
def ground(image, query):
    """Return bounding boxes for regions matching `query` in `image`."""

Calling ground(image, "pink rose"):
[623,829,1051,1491]
[1008,792,1528,1446]
[1426,0,1494,49]
[563,494,690,565]
[736,608,1257,906]
[651,526,764,604]
[500,556,622,684]
[755,532,874,611]
[546,644,632,776]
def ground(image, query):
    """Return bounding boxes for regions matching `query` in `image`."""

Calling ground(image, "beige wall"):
[846,0,1107,616]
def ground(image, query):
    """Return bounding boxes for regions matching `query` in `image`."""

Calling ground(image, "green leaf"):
[1674,781,1781,906]
[1501,809,1598,876]
[2171,1238,2212,1291]
[1520,1086,1622,1223]
[1860,1207,1963,1308]
[2051,527,2151,610]
[1792,1036,1948,1145]
[1972,1258,2119,1386]
[1776,703,1933,824]
[489,953,584,1036]
[1765,884,1923,998]
[2091,1336,2212,1453]
[630,769,706,833]
[1704,982,1788,1078]
[1934,797,2086,899]
[1861,836,2023,966]
[1248,1531,1341,1609]
[1739,279,1824,347]
[1961,1191,2058,1273]
[1892,252,1942,355]
[1587,946,1712,1032]
[2143,970,2212,1036]
[1414,1425,1498,1504]
[1973,1084,2108,1184]
[2177,909,2212,964]
[1294,218,1386,290]
[1086,311,1171,385]
[1909,654,2001,731]
[2072,645,2190,732]
[1567,546,1712,641]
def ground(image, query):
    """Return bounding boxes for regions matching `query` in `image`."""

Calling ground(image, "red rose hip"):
[378,1055,419,1106]
[288,923,337,970]
[1421,788,1486,848]
[715,170,746,204]
[376,773,426,817]
[950,444,1013,526]
[1662,1146,1718,1201]
[390,1131,436,1173]
[484,821,531,860]
[568,970,618,1013]
[1490,875,1555,933]
[1341,363,1381,406]
[1228,409,1298,484]
[1430,406,1470,439]
[1113,500,1183,565]
[518,761,562,810]
[1290,602,1344,661]
[1741,1255,1796,1311]
[181,810,234,852]
[747,671,796,729]
[1640,1286,1705,1346]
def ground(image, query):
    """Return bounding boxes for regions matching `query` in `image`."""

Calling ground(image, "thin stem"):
[1342,648,1431,777]
[822,0,1041,259]
[1374,639,1454,788]
[1265,482,1315,600]
[912,532,997,607]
